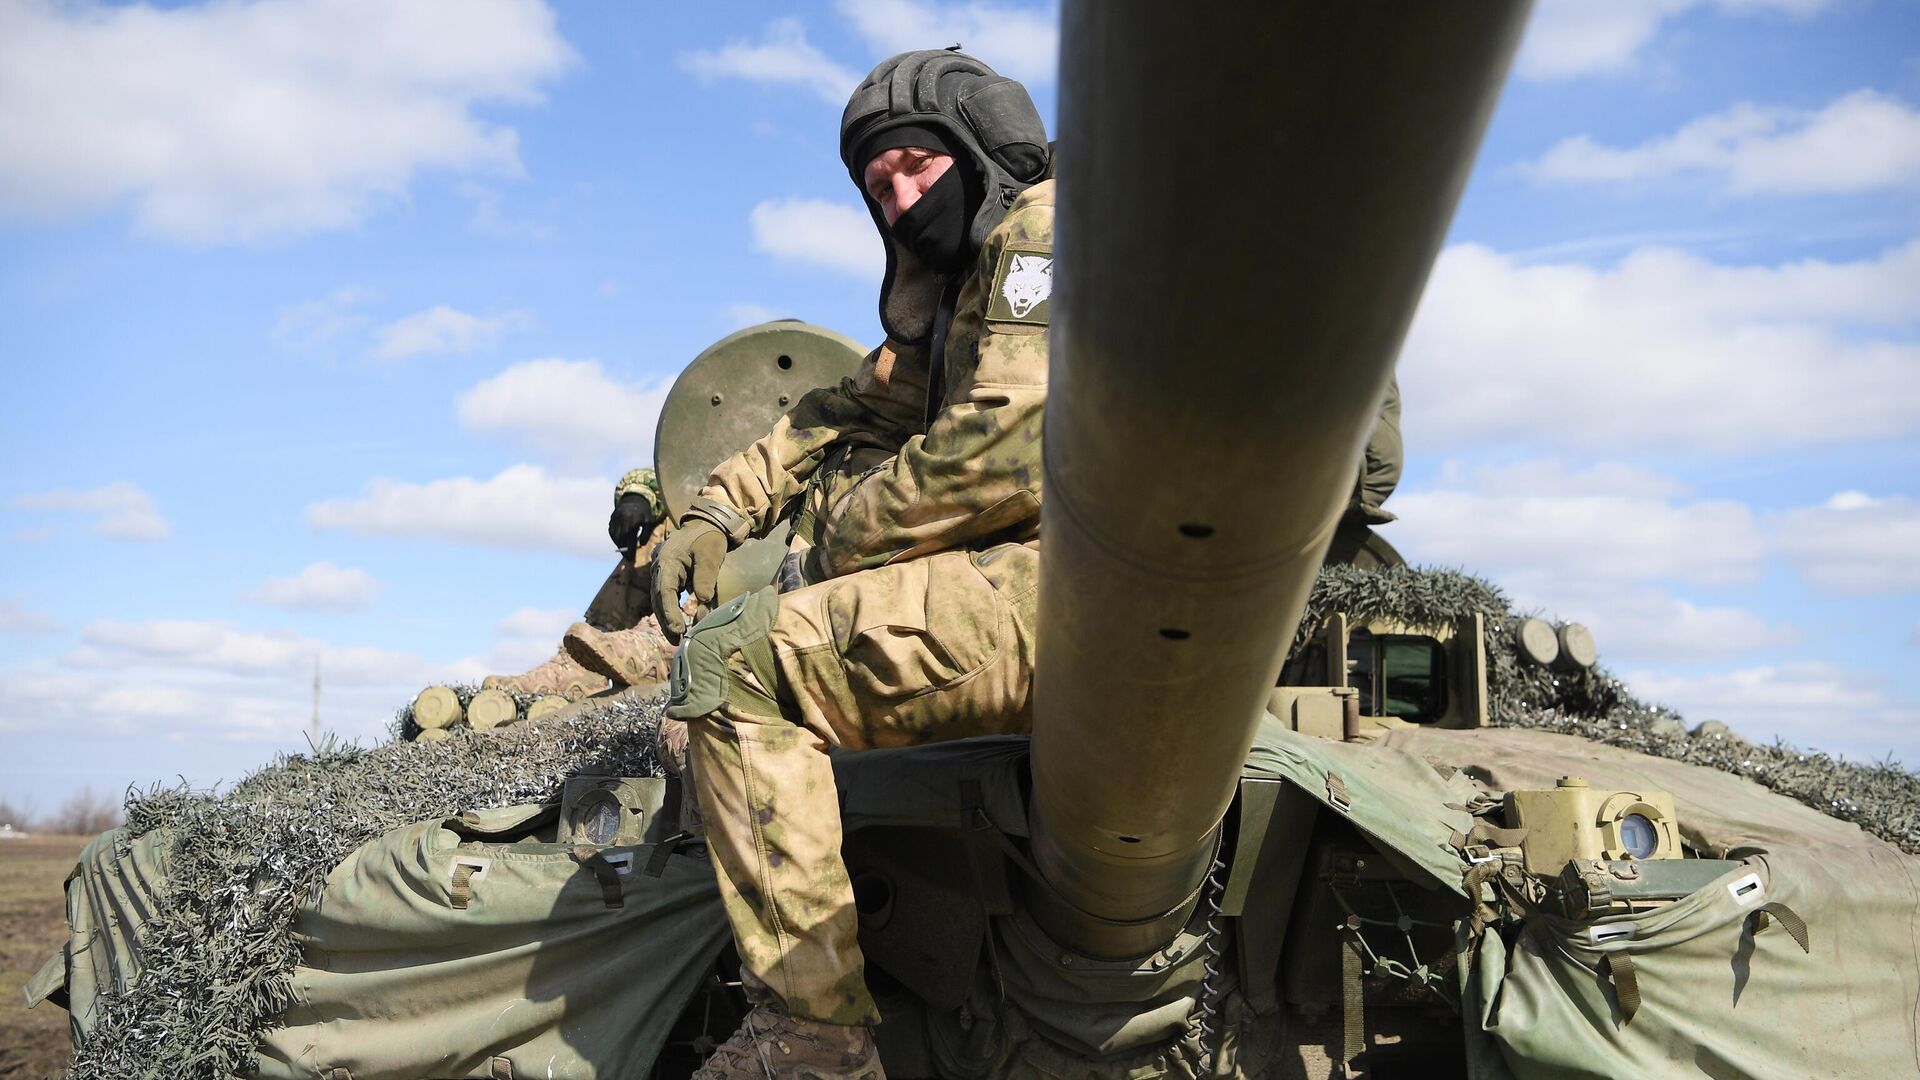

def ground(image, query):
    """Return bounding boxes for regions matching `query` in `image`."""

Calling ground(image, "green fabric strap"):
[1451,822,1529,850]
[1461,860,1503,939]
[1605,951,1641,1023]
[1340,929,1366,1064]
[571,847,625,909]
[450,863,477,911]
[1753,901,1811,953]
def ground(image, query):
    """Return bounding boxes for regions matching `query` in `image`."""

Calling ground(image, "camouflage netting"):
[69,692,668,1080]
[1298,564,1920,855]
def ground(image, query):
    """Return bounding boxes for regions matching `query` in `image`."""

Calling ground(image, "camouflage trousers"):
[684,540,1039,1026]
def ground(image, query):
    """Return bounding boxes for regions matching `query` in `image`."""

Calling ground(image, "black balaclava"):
[840,50,1050,343]
[891,168,974,275]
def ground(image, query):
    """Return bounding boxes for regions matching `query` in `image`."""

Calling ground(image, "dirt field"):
[0,835,84,1079]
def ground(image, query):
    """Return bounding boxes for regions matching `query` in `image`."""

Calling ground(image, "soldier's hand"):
[608,492,660,553]
[651,518,728,642]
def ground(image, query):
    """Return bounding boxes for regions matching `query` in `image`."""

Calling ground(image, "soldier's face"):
[861,148,955,227]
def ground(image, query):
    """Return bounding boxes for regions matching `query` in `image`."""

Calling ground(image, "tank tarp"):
[1245,713,1481,895]
[252,808,727,1080]
[39,827,175,1041]
[1388,726,1920,1079]
[45,694,678,1079]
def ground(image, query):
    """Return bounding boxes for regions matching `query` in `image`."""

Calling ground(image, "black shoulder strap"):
[924,278,962,428]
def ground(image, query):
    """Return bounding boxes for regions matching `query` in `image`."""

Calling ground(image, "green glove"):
[651,518,728,642]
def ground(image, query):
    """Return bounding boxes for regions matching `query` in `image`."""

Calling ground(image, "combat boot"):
[692,1007,884,1080]
[563,620,674,688]
[481,644,605,700]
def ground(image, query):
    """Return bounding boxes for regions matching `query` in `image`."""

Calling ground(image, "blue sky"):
[1,0,1916,817]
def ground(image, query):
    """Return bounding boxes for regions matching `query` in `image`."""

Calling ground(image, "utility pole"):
[311,655,322,743]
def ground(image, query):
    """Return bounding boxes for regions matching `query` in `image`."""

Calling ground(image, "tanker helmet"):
[841,49,1049,343]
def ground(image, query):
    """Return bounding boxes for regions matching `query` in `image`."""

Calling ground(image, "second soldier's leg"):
[581,557,644,631]
[571,557,684,687]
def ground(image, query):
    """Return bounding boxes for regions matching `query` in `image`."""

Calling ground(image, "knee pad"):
[666,585,783,720]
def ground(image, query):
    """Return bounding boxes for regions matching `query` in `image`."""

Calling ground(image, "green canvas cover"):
[1386,727,1920,1080]
[257,802,727,1080]
[48,804,727,1080]
[1246,713,1482,895]
[38,827,175,1038]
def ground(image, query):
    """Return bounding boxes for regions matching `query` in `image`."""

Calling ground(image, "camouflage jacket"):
[696,180,1054,578]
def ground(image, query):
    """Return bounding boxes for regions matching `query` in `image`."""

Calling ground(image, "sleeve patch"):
[986,244,1053,325]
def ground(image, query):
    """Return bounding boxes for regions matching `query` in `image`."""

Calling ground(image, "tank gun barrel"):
[1029,2,1533,958]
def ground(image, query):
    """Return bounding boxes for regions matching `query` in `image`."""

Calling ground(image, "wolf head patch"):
[987,247,1052,325]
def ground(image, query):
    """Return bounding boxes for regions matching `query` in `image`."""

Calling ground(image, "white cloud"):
[1430,459,1692,500]
[496,606,574,640]
[272,287,377,350]
[0,667,302,741]
[0,0,573,243]
[1774,492,1920,594]
[373,304,533,360]
[73,618,429,686]
[725,302,787,329]
[750,198,884,279]
[0,597,62,635]
[306,464,607,557]
[456,358,669,468]
[0,658,444,745]
[1391,460,1766,588]
[1399,239,1920,454]
[678,4,1056,107]
[1530,90,1920,195]
[1387,459,1787,665]
[478,606,575,677]
[243,561,381,612]
[1624,662,1920,763]
[1517,0,1833,81]
[836,0,1059,86]
[678,17,861,105]
[11,481,170,541]
[1512,582,1792,663]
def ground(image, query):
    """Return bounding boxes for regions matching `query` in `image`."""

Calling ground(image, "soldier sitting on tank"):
[648,50,1052,1080]
[452,467,684,699]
